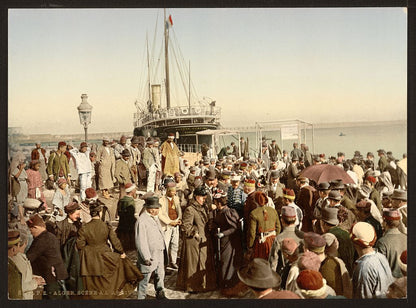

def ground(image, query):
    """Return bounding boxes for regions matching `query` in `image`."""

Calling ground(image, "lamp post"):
[77,94,93,142]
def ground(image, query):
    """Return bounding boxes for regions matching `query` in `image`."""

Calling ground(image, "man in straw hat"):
[350,222,394,298]
[26,214,68,299]
[136,196,168,299]
[374,208,407,278]
[238,258,299,299]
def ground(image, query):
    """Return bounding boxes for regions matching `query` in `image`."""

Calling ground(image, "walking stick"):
[217,228,221,263]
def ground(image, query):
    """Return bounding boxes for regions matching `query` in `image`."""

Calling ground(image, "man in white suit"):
[158,182,182,269]
[135,196,167,299]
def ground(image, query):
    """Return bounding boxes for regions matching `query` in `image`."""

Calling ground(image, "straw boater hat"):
[296,270,328,298]
[237,258,281,289]
[350,222,377,248]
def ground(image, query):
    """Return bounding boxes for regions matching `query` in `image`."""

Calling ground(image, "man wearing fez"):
[115,149,134,199]
[8,230,23,299]
[350,222,394,298]
[160,133,180,177]
[47,141,71,183]
[158,182,182,270]
[136,196,168,299]
[26,214,69,299]
[374,208,407,278]
[238,258,300,299]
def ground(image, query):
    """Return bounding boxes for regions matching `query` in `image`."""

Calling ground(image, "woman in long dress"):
[26,160,47,205]
[176,186,217,292]
[76,201,142,299]
[10,154,28,224]
[211,190,243,290]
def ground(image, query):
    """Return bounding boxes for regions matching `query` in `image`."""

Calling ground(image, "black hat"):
[145,196,161,208]
[321,207,339,226]
[237,258,281,289]
[330,179,345,190]
[121,149,131,157]
[270,170,281,178]
[194,186,208,196]
[337,152,345,157]
[317,182,331,191]
[205,170,216,180]
[292,156,299,161]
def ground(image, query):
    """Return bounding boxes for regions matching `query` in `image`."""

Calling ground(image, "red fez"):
[64,201,80,214]
[85,187,97,199]
[58,141,66,148]
[400,250,407,264]
[366,176,377,184]
[254,191,268,206]
[296,270,324,290]
[283,188,296,200]
[244,178,256,187]
[80,142,88,148]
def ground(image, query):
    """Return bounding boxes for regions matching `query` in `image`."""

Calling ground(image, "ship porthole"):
[181,107,189,115]
[194,107,201,114]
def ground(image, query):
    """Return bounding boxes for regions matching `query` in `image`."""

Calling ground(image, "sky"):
[8,7,407,135]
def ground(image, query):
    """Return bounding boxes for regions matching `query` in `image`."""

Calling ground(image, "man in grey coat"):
[135,196,167,299]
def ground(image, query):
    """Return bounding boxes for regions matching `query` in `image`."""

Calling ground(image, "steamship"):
[133,10,221,150]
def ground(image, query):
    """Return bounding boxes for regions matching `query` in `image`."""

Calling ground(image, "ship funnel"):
[151,85,161,111]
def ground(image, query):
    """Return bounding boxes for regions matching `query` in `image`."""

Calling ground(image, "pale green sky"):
[8,8,407,135]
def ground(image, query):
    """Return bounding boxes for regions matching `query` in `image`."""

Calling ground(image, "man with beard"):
[160,133,181,177]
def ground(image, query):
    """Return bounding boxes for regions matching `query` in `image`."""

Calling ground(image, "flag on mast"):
[166,14,173,28]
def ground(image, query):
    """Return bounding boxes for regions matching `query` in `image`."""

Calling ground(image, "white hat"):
[350,222,377,247]
[125,183,136,193]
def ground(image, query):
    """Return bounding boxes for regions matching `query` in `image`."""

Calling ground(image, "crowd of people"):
[7,134,408,300]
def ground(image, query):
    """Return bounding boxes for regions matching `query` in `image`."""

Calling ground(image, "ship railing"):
[134,106,221,126]
[177,144,202,153]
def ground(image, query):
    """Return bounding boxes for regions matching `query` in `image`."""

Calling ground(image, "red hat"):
[356,200,372,209]
[85,187,97,199]
[80,142,88,148]
[244,178,256,187]
[26,214,46,228]
[366,176,377,184]
[166,182,176,190]
[281,238,299,255]
[263,290,300,299]
[298,251,321,271]
[64,201,81,214]
[283,188,296,201]
[296,270,324,290]
[383,208,401,221]
[58,141,66,148]
[168,133,175,138]
[281,206,297,218]
[400,250,407,264]
[254,191,267,206]
[125,183,136,193]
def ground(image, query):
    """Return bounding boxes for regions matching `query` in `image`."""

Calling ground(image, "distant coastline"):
[9,119,406,145]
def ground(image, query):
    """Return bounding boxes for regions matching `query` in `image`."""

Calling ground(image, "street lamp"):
[77,94,93,142]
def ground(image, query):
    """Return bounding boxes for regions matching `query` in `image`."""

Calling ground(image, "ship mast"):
[146,33,151,104]
[164,9,171,110]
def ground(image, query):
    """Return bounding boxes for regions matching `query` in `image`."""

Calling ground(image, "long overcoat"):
[160,141,180,176]
[96,146,116,190]
[177,198,217,292]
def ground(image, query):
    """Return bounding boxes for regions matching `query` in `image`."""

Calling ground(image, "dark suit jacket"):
[297,185,319,232]
[27,230,68,283]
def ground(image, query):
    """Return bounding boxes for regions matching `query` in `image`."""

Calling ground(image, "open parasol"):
[299,164,355,184]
